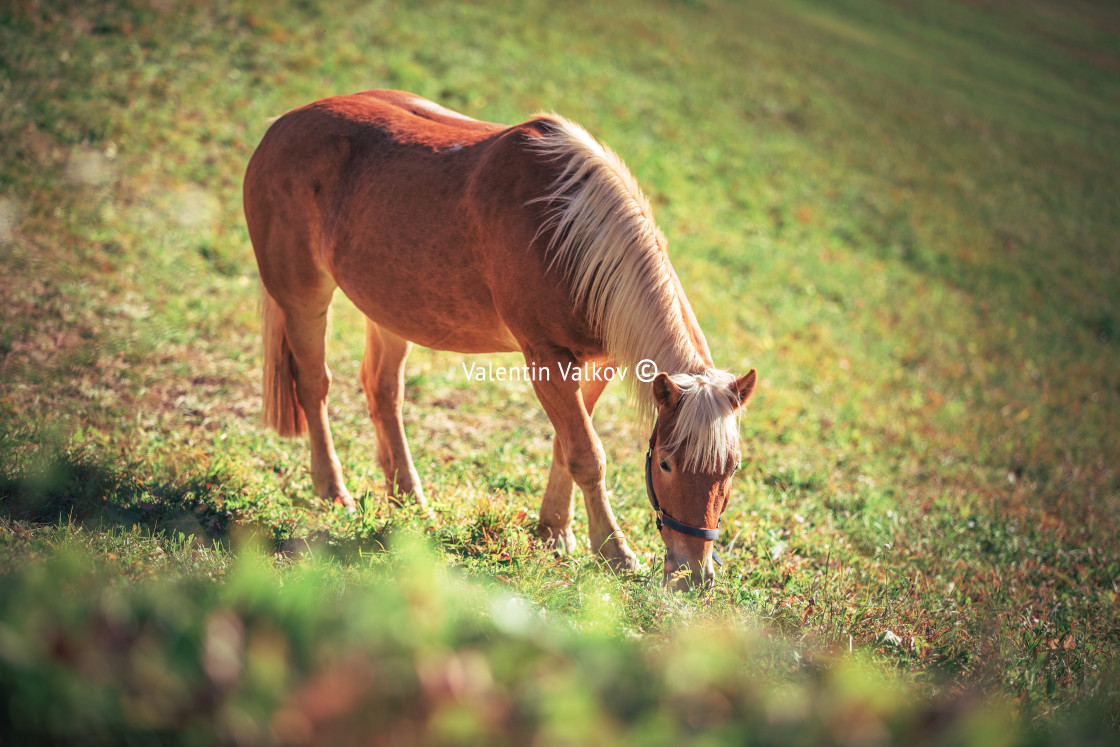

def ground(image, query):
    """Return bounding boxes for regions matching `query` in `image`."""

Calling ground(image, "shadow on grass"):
[0,437,238,549]
[0,431,398,563]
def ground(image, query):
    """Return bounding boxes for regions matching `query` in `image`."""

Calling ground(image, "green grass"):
[2,0,1119,742]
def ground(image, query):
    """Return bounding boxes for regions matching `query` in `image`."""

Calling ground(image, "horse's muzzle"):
[663,553,715,591]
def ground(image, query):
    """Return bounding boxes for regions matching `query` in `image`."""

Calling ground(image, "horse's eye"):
[659,458,671,473]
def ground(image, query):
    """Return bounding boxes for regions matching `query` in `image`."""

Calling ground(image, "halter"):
[644,422,724,566]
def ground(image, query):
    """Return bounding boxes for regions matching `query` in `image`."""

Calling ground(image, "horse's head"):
[647,369,757,590]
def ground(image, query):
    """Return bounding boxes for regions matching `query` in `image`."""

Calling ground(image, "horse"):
[243,90,756,588]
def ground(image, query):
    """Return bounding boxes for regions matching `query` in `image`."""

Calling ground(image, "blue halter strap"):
[644,422,724,565]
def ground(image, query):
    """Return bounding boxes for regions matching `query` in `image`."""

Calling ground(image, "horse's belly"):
[333,261,520,354]
[373,311,520,354]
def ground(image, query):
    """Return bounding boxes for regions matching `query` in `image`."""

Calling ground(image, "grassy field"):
[2,0,1119,742]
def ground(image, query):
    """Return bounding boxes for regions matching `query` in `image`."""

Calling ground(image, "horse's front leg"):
[538,371,610,554]
[529,354,638,572]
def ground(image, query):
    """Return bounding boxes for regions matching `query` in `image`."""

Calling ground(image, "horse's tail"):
[261,289,308,436]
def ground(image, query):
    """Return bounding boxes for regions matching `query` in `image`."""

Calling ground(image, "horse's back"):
[244,91,571,354]
[245,90,510,216]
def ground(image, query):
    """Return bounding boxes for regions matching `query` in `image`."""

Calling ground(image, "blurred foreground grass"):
[0,508,1076,746]
[2,0,1119,742]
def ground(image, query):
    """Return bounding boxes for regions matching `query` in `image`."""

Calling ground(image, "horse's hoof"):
[411,500,436,522]
[604,549,640,575]
[332,495,358,514]
[538,525,577,554]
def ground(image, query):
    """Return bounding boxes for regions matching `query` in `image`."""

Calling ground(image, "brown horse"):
[243,90,756,587]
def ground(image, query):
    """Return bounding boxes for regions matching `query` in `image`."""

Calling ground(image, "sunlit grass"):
[2,0,1119,741]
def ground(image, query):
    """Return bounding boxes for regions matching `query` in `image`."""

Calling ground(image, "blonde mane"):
[529,116,741,472]
[663,370,742,472]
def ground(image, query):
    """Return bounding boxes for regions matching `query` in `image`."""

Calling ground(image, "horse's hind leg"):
[268,288,354,509]
[539,438,577,553]
[360,320,425,506]
[538,370,610,555]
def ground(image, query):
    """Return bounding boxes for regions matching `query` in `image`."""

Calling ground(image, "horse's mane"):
[529,115,740,472]
[663,370,742,472]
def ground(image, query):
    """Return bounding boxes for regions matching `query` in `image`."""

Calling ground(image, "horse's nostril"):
[663,570,691,591]
[663,556,704,590]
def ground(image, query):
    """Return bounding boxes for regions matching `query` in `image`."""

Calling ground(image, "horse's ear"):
[731,369,757,409]
[652,372,680,411]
